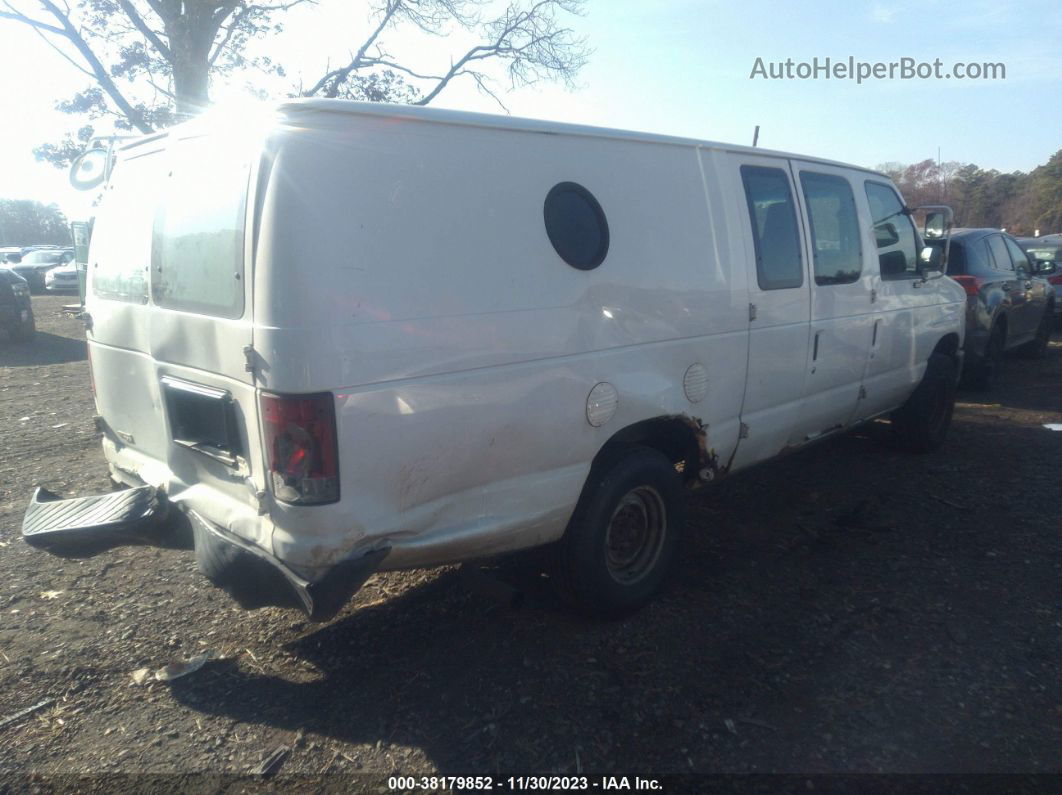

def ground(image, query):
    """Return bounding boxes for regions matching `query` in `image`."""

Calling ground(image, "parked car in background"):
[12,248,74,293]
[0,267,35,341]
[1,246,23,264]
[926,229,1054,389]
[1017,237,1062,321]
[44,258,80,293]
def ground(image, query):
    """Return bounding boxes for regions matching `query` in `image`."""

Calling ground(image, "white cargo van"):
[23,100,965,619]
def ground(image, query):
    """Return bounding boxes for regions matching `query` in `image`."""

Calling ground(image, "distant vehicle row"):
[0,247,76,293]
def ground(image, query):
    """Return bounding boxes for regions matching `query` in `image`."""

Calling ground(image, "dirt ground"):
[1,294,1061,785]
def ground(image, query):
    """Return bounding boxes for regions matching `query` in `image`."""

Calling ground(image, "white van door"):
[789,162,875,438]
[726,154,812,470]
[857,178,925,418]
[86,132,264,512]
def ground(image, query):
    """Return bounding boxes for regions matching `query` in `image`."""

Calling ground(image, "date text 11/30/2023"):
[387,775,663,790]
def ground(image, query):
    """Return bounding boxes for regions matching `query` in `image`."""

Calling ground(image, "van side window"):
[543,182,609,270]
[740,166,803,290]
[799,172,863,285]
[864,181,919,280]
[152,137,249,318]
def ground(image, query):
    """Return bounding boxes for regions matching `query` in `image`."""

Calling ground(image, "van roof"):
[120,98,887,179]
[280,99,888,177]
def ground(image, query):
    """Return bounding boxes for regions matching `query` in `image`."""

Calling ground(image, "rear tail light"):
[951,275,983,296]
[1048,273,1062,286]
[260,392,339,505]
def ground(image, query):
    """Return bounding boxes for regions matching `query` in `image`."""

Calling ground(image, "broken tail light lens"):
[950,275,983,296]
[260,392,339,505]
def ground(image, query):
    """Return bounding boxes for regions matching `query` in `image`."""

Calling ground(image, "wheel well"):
[590,416,708,486]
[933,332,960,366]
[994,313,1007,336]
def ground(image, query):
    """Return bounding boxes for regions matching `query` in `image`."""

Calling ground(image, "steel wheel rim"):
[605,485,666,585]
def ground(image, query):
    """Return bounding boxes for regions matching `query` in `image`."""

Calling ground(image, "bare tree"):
[301,0,589,111]
[0,0,589,167]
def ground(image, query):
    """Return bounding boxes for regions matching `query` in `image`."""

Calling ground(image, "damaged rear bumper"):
[22,486,387,622]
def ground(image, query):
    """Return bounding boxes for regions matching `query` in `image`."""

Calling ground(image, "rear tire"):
[891,352,957,453]
[965,324,1003,391]
[1020,304,1053,359]
[550,447,684,617]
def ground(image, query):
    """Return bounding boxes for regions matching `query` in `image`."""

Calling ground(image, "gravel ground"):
[1,294,1061,786]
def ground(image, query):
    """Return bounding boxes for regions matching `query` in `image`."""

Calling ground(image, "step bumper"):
[22,486,387,622]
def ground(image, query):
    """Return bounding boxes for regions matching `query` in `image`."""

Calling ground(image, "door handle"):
[812,331,821,361]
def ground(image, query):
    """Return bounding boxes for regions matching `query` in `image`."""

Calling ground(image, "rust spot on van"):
[672,414,723,488]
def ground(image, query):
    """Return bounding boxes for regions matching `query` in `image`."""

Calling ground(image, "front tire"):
[891,352,957,453]
[551,447,684,617]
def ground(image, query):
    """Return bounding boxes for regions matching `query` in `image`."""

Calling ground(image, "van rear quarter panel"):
[255,112,749,573]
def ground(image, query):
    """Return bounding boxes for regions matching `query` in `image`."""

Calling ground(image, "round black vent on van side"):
[543,182,609,270]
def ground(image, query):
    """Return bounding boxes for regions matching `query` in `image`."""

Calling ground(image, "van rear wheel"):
[551,447,683,617]
[891,352,956,453]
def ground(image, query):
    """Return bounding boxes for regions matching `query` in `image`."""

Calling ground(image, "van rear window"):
[91,151,162,304]
[151,135,249,318]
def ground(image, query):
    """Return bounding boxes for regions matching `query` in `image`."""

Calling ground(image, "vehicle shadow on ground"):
[957,343,1062,415]
[0,331,86,366]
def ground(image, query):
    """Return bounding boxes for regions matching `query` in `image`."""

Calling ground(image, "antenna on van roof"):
[752,126,760,147]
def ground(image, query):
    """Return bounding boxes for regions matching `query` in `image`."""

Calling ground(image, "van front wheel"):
[890,352,957,453]
[551,447,684,617]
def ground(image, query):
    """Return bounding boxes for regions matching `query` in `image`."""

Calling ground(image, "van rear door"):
[86,131,264,513]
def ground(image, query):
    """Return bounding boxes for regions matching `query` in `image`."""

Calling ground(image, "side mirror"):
[919,245,944,278]
[68,147,111,191]
[923,211,947,239]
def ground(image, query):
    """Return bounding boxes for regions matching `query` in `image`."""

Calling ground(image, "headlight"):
[12,282,29,297]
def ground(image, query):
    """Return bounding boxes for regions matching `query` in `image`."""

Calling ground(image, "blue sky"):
[1,0,1059,219]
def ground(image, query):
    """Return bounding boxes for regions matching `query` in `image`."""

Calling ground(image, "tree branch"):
[209,2,250,65]
[11,0,154,133]
[117,0,172,62]
[303,0,400,97]
[0,4,65,35]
